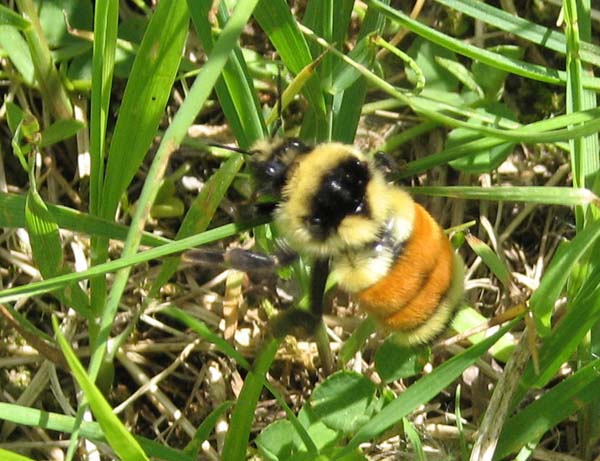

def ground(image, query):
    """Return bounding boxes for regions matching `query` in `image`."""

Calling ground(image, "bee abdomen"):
[357,204,462,344]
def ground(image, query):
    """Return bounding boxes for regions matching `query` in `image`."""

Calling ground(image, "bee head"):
[274,143,391,256]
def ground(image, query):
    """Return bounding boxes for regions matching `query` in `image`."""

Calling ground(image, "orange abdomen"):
[357,204,455,332]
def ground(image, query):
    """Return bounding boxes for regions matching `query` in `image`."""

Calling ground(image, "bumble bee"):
[244,137,464,345]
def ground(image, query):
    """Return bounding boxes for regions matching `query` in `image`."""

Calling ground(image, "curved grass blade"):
[0,4,30,28]
[25,181,63,279]
[336,321,516,458]
[0,403,194,461]
[0,25,35,84]
[0,193,169,246]
[25,177,90,316]
[433,0,600,67]
[520,283,600,394]
[221,338,282,461]
[465,235,511,288]
[300,23,600,144]
[184,401,233,457]
[53,317,149,461]
[366,0,600,89]
[496,359,600,459]
[14,0,72,119]
[254,0,326,117]
[0,217,269,304]
[530,219,600,336]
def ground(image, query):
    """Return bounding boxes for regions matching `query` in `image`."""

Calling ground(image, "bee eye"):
[264,162,285,179]
[278,137,310,156]
[330,179,342,192]
[310,216,322,226]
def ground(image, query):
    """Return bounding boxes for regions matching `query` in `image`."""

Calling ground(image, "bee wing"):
[183,243,299,274]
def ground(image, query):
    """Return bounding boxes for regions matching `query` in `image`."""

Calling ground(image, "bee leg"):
[309,258,330,318]
[270,309,321,339]
[268,258,329,340]
[373,150,399,181]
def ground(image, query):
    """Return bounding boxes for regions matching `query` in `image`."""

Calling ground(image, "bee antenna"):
[269,64,284,137]
[205,141,253,155]
[277,65,283,126]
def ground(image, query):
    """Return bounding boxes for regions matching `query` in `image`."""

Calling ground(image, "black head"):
[306,157,371,241]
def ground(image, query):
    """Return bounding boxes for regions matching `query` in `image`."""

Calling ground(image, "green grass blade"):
[164,306,317,453]
[0,403,106,440]
[183,401,234,457]
[466,235,511,288]
[0,193,169,246]
[162,306,251,368]
[565,0,586,221]
[99,0,189,220]
[300,25,600,144]
[302,0,347,139]
[435,55,484,98]
[0,217,268,304]
[530,219,600,336]
[87,0,120,342]
[53,317,150,461]
[434,0,600,67]
[149,154,245,297]
[339,317,377,367]
[403,418,426,461]
[23,178,90,316]
[394,103,597,176]
[88,0,117,216]
[451,307,517,362]
[254,0,326,119]
[88,0,260,382]
[0,3,30,28]
[377,120,439,153]
[366,0,600,89]
[563,2,600,454]
[254,0,315,74]
[0,25,35,84]
[86,0,190,384]
[337,321,516,458]
[332,3,387,143]
[411,186,599,207]
[521,283,600,393]
[189,1,266,147]
[14,0,72,119]
[0,403,194,461]
[564,0,600,223]
[496,359,600,459]
[222,338,281,461]
[39,119,84,148]
[0,449,34,461]
[24,182,63,279]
